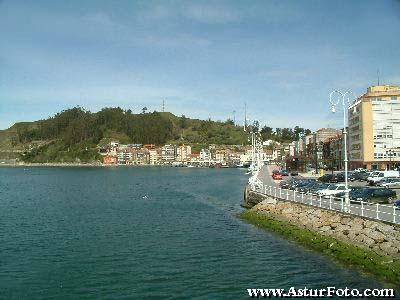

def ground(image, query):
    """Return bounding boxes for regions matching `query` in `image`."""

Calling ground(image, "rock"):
[282,207,295,215]
[261,198,277,205]
[314,221,323,228]
[329,215,342,224]
[363,236,376,248]
[354,233,375,247]
[365,230,386,243]
[348,230,359,240]
[364,220,379,230]
[352,218,364,227]
[349,222,364,232]
[375,224,396,235]
[340,216,352,225]
[336,224,351,233]
[319,225,331,233]
[311,209,323,218]
[353,234,365,246]
[379,242,400,256]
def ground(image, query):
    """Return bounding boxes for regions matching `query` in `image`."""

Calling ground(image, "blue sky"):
[1,0,400,130]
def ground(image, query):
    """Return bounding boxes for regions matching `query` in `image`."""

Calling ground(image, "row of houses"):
[100,142,271,166]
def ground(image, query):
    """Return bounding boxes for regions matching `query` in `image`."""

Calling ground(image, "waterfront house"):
[103,155,117,165]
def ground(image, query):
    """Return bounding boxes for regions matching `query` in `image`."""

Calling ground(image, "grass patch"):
[240,210,400,285]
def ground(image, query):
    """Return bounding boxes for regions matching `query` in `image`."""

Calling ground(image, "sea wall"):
[244,189,400,258]
[241,189,400,284]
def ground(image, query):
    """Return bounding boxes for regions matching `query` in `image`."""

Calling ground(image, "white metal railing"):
[250,184,400,225]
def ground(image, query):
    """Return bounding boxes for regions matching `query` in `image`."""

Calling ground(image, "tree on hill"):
[260,126,273,140]
[179,115,188,129]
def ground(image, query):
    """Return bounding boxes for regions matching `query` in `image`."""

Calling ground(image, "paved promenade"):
[257,165,276,186]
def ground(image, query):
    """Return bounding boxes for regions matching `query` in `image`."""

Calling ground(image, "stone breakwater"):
[245,189,400,258]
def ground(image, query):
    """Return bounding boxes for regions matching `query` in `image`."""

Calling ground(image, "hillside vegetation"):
[0,107,248,163]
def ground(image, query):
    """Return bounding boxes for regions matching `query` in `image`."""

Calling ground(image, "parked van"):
[367,170,400,185]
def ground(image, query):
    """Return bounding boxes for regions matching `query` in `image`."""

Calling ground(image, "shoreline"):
[0,162,245,169]
[239,209,400,287]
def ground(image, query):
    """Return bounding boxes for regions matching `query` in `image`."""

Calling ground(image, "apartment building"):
[215,150,227,163]
[200,149,211,161]
[322,133,346,170]
[149,149,159,165]
[177,145,191,162]
[348,85,400,170]
[161,144,176,163]
[264,149,279,161]
[117,149,133,164]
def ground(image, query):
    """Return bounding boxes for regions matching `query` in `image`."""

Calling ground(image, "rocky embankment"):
[241,189,400,284]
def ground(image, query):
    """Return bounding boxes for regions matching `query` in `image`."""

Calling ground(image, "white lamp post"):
[329,90,354,210]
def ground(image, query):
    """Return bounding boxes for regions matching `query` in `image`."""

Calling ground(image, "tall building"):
[348,85,400,170]
[149,149,159,165]
[177,145,191,162]
[162,144,176,163]
[302,129,340,169]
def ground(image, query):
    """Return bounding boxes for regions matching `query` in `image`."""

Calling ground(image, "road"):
[256,165,400,225]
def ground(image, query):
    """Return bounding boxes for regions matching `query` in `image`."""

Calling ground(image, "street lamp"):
[329,90,354,210]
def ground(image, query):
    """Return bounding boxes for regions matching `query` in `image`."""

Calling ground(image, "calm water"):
[0,167,387,299]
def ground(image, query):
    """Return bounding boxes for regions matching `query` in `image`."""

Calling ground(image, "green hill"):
[0,107,249,163]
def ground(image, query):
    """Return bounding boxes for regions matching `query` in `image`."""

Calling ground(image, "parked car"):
[367,170,400,185]
[272,169,280,175]
[289,180,306,190]
[350,188,397,204]
[297,180,318,193]
[394,199,400,209]
[318,173,344,183]
[348,172,360,182]
[280,169,289,176]
[290,170,299,176]
[331,173,345,183]
[279,177,299,189]
[317,184,350,197]
[308,183,330,194]
[272,173,283,180]
[376,177,400,188]
[349,171,369,182]
[336,186,363,198]
[318,174,333,183]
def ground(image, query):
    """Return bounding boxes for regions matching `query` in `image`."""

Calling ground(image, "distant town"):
[97,129,341,169]
[98,85,400,172]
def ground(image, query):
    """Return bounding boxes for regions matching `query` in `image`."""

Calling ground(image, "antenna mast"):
[162,100,165,112]
[377,69,380,86]
[244,102,247,131]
